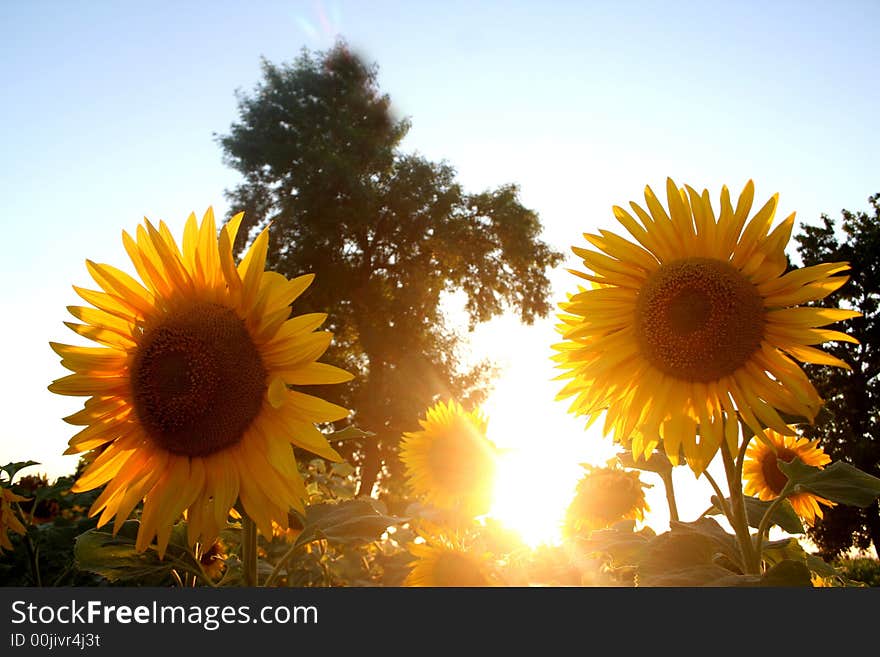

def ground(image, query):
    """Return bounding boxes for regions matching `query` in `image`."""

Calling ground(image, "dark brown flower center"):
[635,258,765,381]
[130,302,266,457]
[427,421,495,500]
[760,446,797,495]
[570,471,644,528]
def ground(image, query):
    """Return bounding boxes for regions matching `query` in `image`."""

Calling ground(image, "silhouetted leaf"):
[778,459,880,507]
[760,559,813,587]
[709,495,804,535]
[74,522,175,584]
[1,461,40,482]
[326,426,375,443]
[296,499,402,547]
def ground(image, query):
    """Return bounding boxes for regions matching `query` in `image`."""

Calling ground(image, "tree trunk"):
[354,353,386,498]
[356,436,381,498]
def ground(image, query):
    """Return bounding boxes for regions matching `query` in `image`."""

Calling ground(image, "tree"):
[216,42,563,499]
[794,192,880,558]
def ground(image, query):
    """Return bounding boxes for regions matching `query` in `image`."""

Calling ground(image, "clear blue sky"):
[2,0,878,532]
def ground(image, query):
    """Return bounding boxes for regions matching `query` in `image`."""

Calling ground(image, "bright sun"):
[480,361,620,548]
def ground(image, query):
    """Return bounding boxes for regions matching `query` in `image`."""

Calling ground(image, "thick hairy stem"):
[721,441,760,575]
[241,514,258,587]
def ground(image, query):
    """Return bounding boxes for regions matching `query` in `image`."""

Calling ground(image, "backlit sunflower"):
[554,179,857,473]
[404,533,494,587]
[563,465,650,536]
[743,428,835,524]
[49,208,353,557]
[1,488,28,552]
[399,399,497,516]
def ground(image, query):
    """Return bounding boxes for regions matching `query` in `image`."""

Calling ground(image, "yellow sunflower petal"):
[50,209,353,555]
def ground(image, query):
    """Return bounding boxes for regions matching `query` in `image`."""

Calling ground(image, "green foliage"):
[833,556,880,587]
[795,193,880,557]
[583,518,830,587]
[295,498,402,548]
[0,461,40,483]
[217,41,563,497]
[709,495,805,535]
[778,459,880,508]
[0,463,103,586]
[75,522,190,586]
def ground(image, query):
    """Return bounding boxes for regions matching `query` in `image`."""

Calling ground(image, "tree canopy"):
[217,42,563,499]
[795,192,880,558]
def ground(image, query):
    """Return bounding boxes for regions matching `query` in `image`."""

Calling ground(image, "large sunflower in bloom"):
[399,399,497,516]
[563,465,650,536]
[743,428,835,524]
[49,209,353,556]
[553,179,858,473]
[403,533,494,587]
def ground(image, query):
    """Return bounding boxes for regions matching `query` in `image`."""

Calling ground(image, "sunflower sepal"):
[777,458,880,508]
[616,448,672,475]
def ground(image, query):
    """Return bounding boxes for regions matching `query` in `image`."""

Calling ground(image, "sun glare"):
[489,448,580,548]
[479,354,620,548]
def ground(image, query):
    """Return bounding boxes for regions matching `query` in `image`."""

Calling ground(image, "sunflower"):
[198,539,227,581]
[554,179,857,474]
[742,428,835,524]
[49,208,353,557]
[563,465,650,536]
[399,399,497,516]
[1,487,28,552]
[404,533,494,587]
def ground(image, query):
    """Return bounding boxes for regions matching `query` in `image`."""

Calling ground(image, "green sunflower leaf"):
[295,499,403,547]
[325,425,375,443]
[708,495,805,535]
[777,459,880,507]
[74,521,177,584]
[638,564,744,587]
[0,460,40,483]
[805,554,840,579]
[667,518,743,570]
[760,559,814,587]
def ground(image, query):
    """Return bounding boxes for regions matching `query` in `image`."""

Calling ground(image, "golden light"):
[489,448,581,548]
[480,354,620,548]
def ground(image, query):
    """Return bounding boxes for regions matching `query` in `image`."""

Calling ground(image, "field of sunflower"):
[2,181,880,588]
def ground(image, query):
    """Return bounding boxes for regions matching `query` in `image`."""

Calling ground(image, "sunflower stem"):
[752,480,794,564]
[264,540,302,588]
[701,469,733,524]
[241,513,258,587]
[659,471,679,525]
[720,440,760,575]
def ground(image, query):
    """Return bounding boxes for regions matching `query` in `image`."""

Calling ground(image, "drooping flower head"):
[563,464,650,536]
[399,399,497,517]
[49,209,353,556]
[198,539,227,582]
[403,531,494,587]
[14,475,62,525]
[554,179,857,473]
[743,428,835,524]
[0,487,29,552]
